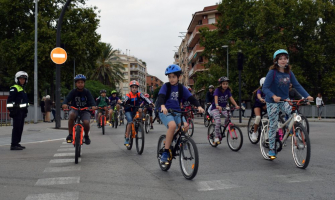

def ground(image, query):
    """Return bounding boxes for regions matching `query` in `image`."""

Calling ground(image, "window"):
[208,17,215,24]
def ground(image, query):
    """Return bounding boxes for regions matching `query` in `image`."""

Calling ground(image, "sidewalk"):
[0,120,69,146]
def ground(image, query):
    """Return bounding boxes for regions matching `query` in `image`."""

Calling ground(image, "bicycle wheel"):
[75,126,81,164]
[157,135,171,171]
[259,123,271,160]
[145,114,150,133]
[187,119,194,137]
[247,116,261,144]
[300,115,309,134]
[179,137,199,180]
[227,125,243,151]
[207,124,218,147]
[135,122,145,155]
[125,125,133,150]
[101,116,105,135]
[292,123,310,169]
[114,111,118,129]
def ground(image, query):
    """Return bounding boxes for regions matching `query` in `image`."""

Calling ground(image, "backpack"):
[155,82,184,111]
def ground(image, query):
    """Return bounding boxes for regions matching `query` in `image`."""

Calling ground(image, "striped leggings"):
[266,102,292,150]
[211,109,229,138]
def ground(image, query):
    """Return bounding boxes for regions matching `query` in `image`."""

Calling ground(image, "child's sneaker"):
[251,132,258,141]
[124,138,129,146]
[160,152,169,164]
[267,149,276,159]
[214,137,220,144]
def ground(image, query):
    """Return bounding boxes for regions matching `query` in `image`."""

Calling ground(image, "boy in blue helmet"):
[62,74,97,144]
[156,64,205,164]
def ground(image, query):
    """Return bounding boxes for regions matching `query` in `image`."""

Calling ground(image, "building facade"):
[146,74,164,95]
[116,52,147,98]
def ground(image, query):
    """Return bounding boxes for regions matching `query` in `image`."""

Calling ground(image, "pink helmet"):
[144,93,149,98]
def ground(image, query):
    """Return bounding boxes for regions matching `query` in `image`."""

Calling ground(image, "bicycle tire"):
[300,115,309,134]
[75,126,81,164]
[187,119,194,137]
[136,122,145,155]
[101,116,105,135]
[259,123,271,160]
[114,111,118,129]
[292,123,311,169]
[145,114,150,134]
[207,124,218,147]
[227,125,243,151]
[247,116,261,144]
[126,125,133,150]
[179,137,199,180]
[157,135,171,171]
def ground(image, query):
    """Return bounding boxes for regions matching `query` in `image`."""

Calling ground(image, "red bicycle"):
[98,107,108,135]
[182,106,194,137]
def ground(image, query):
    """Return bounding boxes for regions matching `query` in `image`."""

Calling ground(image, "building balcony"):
[188,44,205,62]
[188,63,206,78]
[187,24,217,48]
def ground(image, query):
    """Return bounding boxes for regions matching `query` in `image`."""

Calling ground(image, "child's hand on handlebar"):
[235,105,240,109]
[198,107,205,113]
[161,105,168,115]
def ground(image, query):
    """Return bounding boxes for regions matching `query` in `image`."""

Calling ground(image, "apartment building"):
[146,74,164,94]
[175,5,220,92]
[116,52,147,98]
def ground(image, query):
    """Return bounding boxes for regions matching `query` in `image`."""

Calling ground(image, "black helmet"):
[218,76,229,84]
[100,89,107,94]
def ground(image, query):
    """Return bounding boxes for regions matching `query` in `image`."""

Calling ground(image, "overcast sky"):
[86,0,220,83]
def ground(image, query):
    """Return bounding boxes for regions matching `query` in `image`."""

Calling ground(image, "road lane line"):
[50,159,80,163]
[35,177,80,186]
[60,145,72,147]
[275,174,323,183]
[57,148,74,152]
[44,166,81,173]
[54,153,75,157]
[197,180,239,191]
[25,192,79,200]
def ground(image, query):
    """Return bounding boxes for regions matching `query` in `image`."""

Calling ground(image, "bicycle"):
[119,108,124,126]
[182,106,195,137]
[207,107,243,151]
[124,105,145,155]
[157,109,199,180]
[110,105,119,129]
[203,103,212,127]
[98,107,107,135]
[70,106,91,164]
[247,109,267,144]
[259,99,311,169]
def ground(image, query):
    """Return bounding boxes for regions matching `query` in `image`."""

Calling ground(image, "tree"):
[91,43,125,88]
[85,80,110,98]
[0,0,102,101]
[198,0,335,102]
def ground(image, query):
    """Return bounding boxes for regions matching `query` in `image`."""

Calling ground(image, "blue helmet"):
[273,49,288,59]
[74,74,86,82]
[165,64,182,76]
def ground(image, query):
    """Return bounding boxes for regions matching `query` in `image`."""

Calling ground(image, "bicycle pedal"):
[67,140,72,143]
[269,156,276,160]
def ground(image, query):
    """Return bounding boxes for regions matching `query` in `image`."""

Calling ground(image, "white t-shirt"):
[316,97,323,106]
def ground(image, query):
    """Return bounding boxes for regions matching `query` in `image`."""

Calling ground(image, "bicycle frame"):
[71,107,88,146]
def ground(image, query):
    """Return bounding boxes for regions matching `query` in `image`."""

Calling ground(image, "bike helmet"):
[111,90,117,94]
[129,80,139,87]
[260,77,266,87]
[273,49,289,60]
[186,86,192,92]
[209,85,214,89]
[144,93,149,98]
[218,76,229,84]
[74,74,86,82]
[100,89,106,94]
[15,71,28,84]
[165,64,182,76]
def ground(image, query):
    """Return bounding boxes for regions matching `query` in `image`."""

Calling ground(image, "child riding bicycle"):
[96,89,109,128]
[109,90,122,127]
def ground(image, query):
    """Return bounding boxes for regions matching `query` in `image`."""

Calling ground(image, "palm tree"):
[91,43,124,88]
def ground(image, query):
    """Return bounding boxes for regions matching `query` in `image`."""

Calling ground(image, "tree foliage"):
[198,0,335,102]
[0,0,102,101]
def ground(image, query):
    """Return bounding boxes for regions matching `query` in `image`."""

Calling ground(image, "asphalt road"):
[0,119,334,200]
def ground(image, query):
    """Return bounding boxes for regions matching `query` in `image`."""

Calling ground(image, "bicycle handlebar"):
[70,106,92,111]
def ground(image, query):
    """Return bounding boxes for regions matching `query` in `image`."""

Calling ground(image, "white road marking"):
[54,153,75,157]
[57,148,74,152]
[53,53,66,58]
[25,192,79,200]
[44,166,81,173]
[197,180,239,191]
[0,138,65,147]
[35,177,80,186]
[60,145,72,148]
[275,174,323,183]
[62,142,70,144]
[49,159,80,163]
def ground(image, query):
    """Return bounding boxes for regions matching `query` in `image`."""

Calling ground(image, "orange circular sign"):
[50,47,67,64]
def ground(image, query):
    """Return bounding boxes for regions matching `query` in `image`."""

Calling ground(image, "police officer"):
[6,71,29,150]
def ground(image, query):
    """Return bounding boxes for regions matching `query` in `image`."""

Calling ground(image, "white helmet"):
[260,77,266,87]
[15,71,28,84]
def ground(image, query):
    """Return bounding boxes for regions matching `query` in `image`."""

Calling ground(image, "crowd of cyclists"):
[54,48,313,178]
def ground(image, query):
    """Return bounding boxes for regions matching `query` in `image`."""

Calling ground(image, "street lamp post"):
[222,45,229,78]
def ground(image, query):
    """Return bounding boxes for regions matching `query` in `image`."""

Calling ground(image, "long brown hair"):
[218,85,233,93]
[252,86,261,95]
[269,54,291,73]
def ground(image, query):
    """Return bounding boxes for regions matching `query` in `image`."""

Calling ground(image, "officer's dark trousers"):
[11,110,25,146]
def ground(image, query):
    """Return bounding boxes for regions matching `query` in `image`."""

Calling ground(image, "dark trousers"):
[11,110,25,146]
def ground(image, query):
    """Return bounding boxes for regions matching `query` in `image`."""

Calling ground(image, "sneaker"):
[124,138,129,146]
[97,124,101,128]
[17,144,26,149]
[160,152,169,164]
[267,149,276,159]
[10,146,23,150]
[66,134,73,143]
[84,135,91,145]
[251,132,258,141]
[150,126,153,130]
[214,137,221,144]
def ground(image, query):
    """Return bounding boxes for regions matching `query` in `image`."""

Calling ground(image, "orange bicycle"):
[98,106,108,135]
